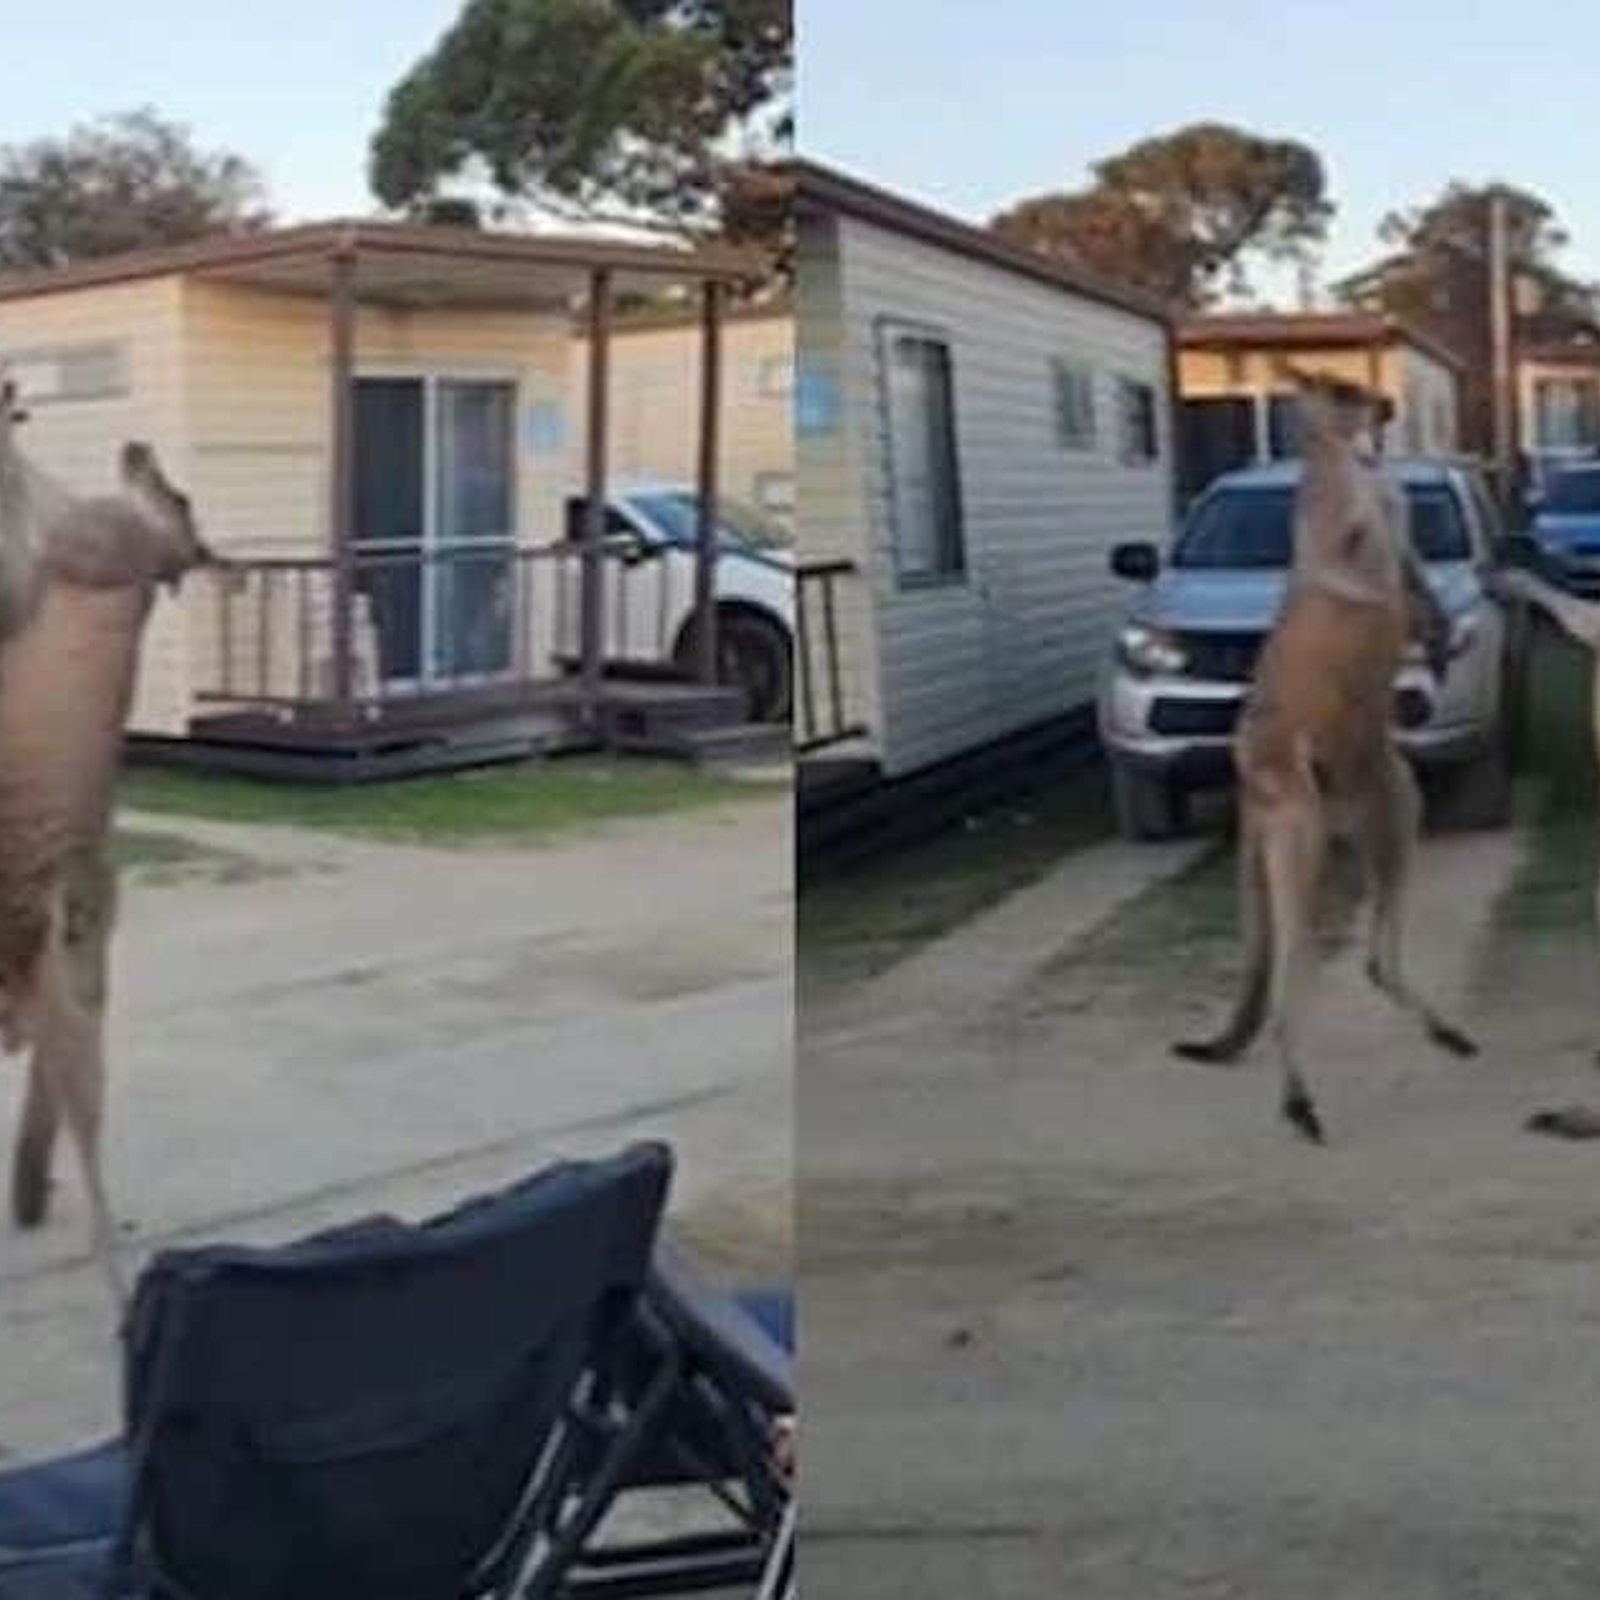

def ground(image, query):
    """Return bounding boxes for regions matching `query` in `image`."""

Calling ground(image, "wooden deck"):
[143,678,766,784]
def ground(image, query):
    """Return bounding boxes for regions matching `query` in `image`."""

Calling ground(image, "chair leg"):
[753,1498,797,1600]
[509,1350,683,1600]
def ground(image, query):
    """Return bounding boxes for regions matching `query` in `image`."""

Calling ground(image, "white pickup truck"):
[560,483,795,723]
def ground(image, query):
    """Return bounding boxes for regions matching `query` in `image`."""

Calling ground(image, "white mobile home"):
[792,162,1177,782]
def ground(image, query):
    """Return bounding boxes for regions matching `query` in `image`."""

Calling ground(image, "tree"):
[1339,182,1599,451]
[990,123,1332,307]
[369,0,792,243]
[0,109,269,270]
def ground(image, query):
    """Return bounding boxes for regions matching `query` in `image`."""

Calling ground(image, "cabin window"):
[1118,377,1161,464]
[1532,376,1600,450]
[755,470,795,518]
[0,340,129,404]
[756,354,794,398]
[1050,358,1096,450]
[878,322,965,583]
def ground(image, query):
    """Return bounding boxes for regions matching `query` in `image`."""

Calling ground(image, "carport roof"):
[0,219,760,312]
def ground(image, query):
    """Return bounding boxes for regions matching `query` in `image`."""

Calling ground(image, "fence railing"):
[794,559,867,755]
[192,539,705,714]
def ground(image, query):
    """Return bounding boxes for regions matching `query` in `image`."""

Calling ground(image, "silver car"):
[1097,459,1526,840]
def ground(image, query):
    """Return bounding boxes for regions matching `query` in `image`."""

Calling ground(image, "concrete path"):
[0,793,792,1460]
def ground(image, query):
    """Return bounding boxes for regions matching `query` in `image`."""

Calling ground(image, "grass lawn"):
[117,758,784,847]
[798,762,1116,992]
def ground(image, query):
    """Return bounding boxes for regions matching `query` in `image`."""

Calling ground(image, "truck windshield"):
[1173,484,1470,569]
[629,491,793,552]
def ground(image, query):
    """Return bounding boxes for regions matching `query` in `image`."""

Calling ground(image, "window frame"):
[1050,356,1097,451]
[874,316,968,589]
[1117,374,1162,466]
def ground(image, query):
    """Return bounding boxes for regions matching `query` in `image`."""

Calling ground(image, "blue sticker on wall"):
[795,365,841,438]
[526,401,565,456]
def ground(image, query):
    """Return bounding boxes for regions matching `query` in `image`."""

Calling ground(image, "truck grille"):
[1150,690,1434,739]
[1177,631,1264,683]
[1151,698,1240,736]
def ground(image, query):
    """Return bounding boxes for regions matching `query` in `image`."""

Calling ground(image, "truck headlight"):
[1447,613,1479,658]
[1116,624,1188,677]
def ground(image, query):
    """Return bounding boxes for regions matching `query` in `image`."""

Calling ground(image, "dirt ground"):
[798,632,1600,1598]
[0,788,791,1461]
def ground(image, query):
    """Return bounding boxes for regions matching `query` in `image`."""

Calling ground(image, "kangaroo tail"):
[1174,820,1272,1064]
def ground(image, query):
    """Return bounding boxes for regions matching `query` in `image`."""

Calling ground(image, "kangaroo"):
[1173,369,1477,1143]
[0,386,216,1306]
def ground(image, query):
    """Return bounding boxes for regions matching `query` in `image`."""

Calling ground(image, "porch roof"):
[0,220,759,312]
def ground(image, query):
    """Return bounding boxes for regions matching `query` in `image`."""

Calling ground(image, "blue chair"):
[562,1236,795,1598]
[0,1144,674,1599]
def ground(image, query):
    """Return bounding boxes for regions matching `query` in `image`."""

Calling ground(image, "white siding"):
[795,215,882,756]
[832,214,1175,777]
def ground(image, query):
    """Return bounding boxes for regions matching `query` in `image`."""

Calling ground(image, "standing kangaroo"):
[1173,370,1477,1143]
[0,383,215,1306]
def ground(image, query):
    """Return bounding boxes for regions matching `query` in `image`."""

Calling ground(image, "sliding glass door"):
[353,375,518,691]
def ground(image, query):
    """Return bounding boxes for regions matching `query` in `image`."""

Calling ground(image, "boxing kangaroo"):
[1174,370,1477,1143]
[0,381,216,1307]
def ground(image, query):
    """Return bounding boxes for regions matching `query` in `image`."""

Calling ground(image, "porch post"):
[694,279,724,685]
[328,243,358,713]
[582,267,613,717]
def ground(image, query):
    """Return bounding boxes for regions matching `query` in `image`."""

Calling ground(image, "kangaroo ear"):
[120,441,157,485]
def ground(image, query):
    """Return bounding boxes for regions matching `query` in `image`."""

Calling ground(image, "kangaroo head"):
[118,442,218,588]
[1279,363,1389,450]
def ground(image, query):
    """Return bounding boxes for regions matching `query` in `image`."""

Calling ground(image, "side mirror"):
[1110,542,1160,583]
[605,529,653,568]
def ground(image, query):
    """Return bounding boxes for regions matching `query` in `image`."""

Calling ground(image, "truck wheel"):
[1111,762,1187,841]
[676,610,793,723]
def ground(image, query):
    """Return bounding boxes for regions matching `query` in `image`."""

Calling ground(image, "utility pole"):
[1487,186,1516,502]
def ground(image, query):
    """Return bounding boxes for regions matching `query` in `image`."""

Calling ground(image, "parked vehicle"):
[1528,459,1600,597]
[560,483,795,722]
[1098,458,1526,840]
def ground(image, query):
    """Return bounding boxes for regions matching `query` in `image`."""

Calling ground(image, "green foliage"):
[0,108,269,269]
[990,122,1332,307]
[369,0,791,234]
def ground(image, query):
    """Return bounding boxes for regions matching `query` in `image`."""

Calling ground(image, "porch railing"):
[193,541,681,716]
[795,559,868,755]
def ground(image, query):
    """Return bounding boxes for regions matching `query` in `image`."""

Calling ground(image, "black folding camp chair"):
[557,1237,795,1598]
[0,1143,674,1600]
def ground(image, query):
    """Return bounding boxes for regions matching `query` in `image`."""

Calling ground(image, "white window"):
[1051,358,1096,450]
[879,321,965,584]
[755,470,795,518]
[0,341,128,404]
[756,354,793,398]
[1117,377,1161,464]
[1533,377,1600,450]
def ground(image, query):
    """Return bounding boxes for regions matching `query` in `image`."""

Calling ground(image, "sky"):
[800,0,1600,303]
[6,0,1600,301]
[0,0,463,220]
